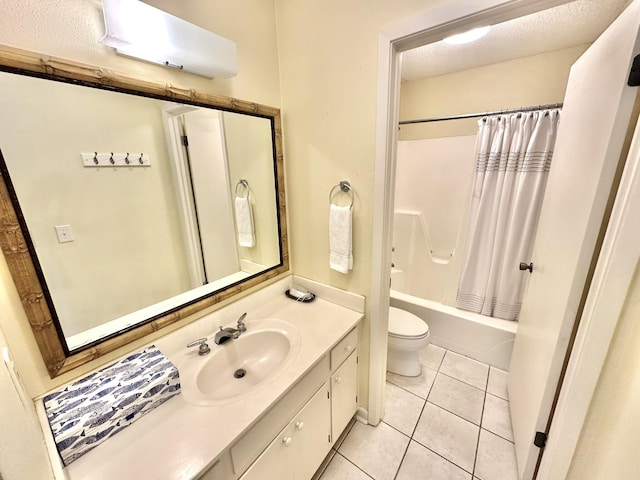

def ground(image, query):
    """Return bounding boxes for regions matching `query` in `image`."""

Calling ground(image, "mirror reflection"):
[0,71,281,352]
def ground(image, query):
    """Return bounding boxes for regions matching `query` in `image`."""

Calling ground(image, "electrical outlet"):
[54,225,74,243]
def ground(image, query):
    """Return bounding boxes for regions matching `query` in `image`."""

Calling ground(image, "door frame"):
[162,103,207,287]
[370,0,636,477]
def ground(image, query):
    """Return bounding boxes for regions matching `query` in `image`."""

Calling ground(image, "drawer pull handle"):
[295,421,305,431]
[335,376,342,384]
[282,436,293,447]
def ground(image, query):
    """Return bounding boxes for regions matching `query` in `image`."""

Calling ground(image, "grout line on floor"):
[392,434,412,480]
[334,451,376,479]
[381,418,415,440]
[410,436,477,476]
[422,399,482,428]
[480,426,515,445]
[328,347,514,480]
[471,365,491,477]
[437,370,488,393]
[386,379,430,401]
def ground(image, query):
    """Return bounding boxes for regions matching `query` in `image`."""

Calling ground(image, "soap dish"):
[285,289,315,302]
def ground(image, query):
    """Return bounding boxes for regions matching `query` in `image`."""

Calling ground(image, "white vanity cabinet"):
[239,383,331,480]
[54,281,365,480]
[233,326,359,480]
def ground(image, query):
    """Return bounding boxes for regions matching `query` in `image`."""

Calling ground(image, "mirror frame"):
[0,45,289,378]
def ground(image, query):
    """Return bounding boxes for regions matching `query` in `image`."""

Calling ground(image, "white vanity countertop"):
[57,285,363,480]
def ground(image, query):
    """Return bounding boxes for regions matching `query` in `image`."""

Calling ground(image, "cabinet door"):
[331,351,358,442]
[240,384,331,480]
[292,383,331,480]
[239,423,293,480]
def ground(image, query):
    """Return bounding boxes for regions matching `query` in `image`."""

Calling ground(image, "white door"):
[182,110,240,281]
[508,2,640,478]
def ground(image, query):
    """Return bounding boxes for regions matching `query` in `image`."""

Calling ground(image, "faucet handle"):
[187,338,211,356]
[237,312,247,332]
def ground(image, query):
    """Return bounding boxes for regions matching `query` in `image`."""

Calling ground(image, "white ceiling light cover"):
[443,26,491,45]
[100,0,237,79]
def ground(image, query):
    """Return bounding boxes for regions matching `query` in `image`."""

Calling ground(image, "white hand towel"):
[235,196,255,247]
[329,204,353,273]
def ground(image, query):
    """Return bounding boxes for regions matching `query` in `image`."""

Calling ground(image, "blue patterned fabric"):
[43,345,180,466]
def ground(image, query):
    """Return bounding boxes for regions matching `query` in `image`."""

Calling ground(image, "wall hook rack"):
[81,152,151,167]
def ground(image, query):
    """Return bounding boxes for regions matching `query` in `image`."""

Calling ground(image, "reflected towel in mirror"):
[329,204,353,273]
[235,196,255,247]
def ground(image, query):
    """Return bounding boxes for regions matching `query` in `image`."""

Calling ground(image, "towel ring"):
[235,179,249,198]
[329,181,354,209]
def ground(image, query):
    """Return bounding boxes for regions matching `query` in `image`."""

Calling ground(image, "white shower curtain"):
[456,110,560,321]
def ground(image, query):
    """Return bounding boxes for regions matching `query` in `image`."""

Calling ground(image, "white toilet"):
[387,306,431,376]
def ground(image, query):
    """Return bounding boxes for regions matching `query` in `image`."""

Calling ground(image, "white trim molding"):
[538,102,640,479]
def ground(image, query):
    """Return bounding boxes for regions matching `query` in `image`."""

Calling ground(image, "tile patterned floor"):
[314,345,517,480]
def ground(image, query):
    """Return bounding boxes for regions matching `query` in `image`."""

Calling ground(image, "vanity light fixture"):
[99,0,237,78]
[443,25,491,45]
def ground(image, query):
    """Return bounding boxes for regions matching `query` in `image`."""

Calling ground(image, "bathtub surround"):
[456,110,561,321]
[394,136,477,306]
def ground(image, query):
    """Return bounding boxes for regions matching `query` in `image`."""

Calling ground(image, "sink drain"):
[234,368,247,379]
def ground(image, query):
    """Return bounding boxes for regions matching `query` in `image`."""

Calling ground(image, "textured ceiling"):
[401,0,631,81]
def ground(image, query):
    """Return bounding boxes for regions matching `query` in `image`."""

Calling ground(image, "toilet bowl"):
[387,306,430,377]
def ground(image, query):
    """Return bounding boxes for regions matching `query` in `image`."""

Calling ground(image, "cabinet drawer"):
[330,327,357,371]
[231,355,330,474]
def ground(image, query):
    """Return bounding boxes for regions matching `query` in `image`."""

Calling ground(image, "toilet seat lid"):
[389,307,429,338]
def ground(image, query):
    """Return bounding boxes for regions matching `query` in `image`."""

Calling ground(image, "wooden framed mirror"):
[0,45,289,378]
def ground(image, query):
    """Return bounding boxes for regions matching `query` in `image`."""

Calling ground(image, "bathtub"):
[390,287,516,371]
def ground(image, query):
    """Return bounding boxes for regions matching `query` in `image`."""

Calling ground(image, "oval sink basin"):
[181,319,300,405]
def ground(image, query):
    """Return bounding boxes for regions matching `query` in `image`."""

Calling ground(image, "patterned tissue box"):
[43,345,181,466]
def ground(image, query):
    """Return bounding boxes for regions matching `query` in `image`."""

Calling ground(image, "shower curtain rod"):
[398,102,563,126]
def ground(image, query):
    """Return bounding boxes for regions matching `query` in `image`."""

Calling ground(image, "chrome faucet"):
[187,338,211,355]
[214,313,247,345]
[236,312,247,332]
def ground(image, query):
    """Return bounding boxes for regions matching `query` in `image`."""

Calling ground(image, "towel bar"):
[329,181,354,209]
[235,179,249,198]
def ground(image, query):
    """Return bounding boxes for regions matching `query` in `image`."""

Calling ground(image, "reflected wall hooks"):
[81,152,151,167]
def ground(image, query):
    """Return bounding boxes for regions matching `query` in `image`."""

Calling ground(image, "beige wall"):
[224,112,281,267]
[0,72,192,338]
[275,0,451,410]
[399,44,589,140]
[566,261,640,479]
[0,0,282,398]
